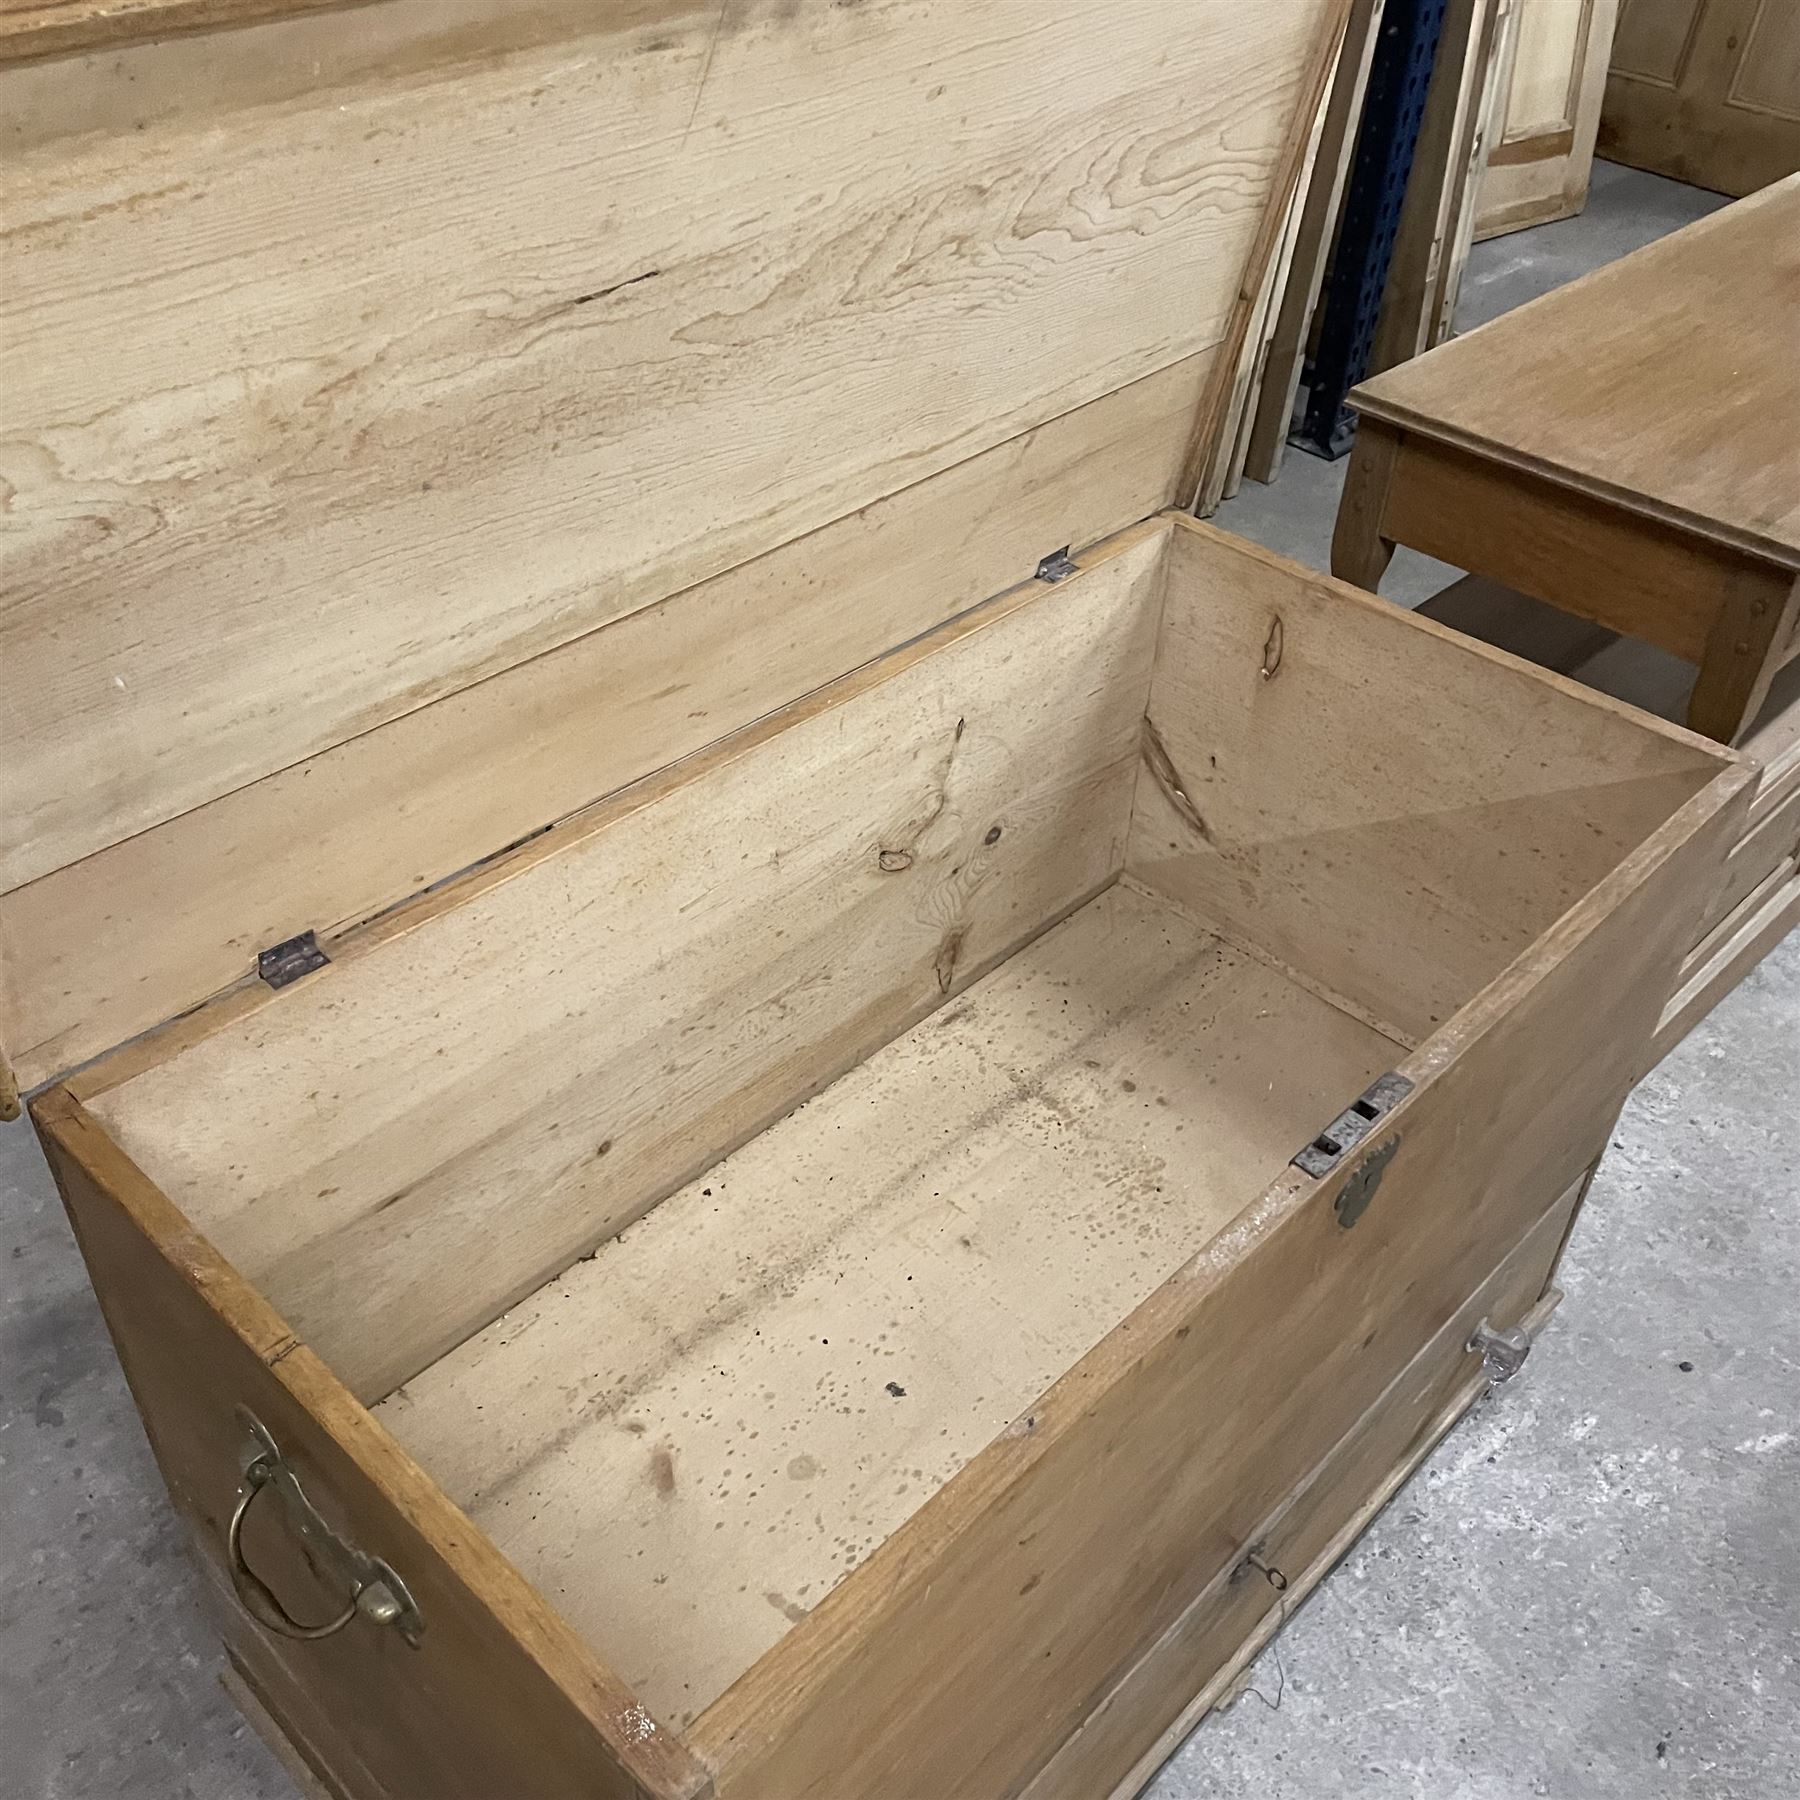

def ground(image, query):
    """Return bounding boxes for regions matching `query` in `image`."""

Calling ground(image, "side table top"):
[1350,174,1800,572]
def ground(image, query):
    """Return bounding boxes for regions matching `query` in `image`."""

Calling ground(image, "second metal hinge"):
[258,930,330,990]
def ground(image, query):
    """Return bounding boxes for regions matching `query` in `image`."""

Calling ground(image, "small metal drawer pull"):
[227,1410,424,1648]
[1468,1318,1532,1384]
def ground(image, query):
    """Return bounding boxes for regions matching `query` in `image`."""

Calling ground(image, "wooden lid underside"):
[0,0,1342,1093]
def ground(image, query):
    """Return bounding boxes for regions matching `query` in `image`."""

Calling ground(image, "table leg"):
[1331,418,1403,592]
[1686,571,1800,745]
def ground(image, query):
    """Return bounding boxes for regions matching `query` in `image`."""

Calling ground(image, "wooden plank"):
[0,0,368,66]
[1128,519,1728,1043]
[219,1663,342,1800]
[687,727,1747,1800]
[1649,860,1800,1068]
[1377,432,1773,666]
[1744,662,1800,830]
[1244,0,1390,486]
[1414,574,1800,831]
[0,349,1213,1095]
[1222,64,1345,504]
[1033,1206,1578,1800]
[1182,0,1355,510]
[1687,570,1800,744]
[1426,0,1517,347]
[1701,780,1800,936]
[0,0,1335,896]
[375,882,1398,1730]
[32,1087,712,1800]
[1218,176,1313,507]
[83,528,1169,1403]
[1351,176,1800,568]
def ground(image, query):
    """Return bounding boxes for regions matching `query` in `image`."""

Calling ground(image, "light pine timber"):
[0,0,370,66]
[1474,0,1619,238]
[85,530,1169,1403]
[1413,574,1800,1062]
[1180,0,1355,510]
[1244,0,1391,485]
[1214,34,1345,509]
[687,738,1748,1800]
[1650,860,1800,1066]
[32,1087,711,1800]
[0,348,1214,1094]
[1030,1194,1580,1800]
[1415,578,1800,929]
[1128,520,1725,1043]
[0,0,1336,891]
[375,881,1400,1729]
[1424,0,1516,345]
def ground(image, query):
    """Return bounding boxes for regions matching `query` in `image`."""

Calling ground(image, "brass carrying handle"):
[226,1410,425,1648]
[228,1458,361,1640]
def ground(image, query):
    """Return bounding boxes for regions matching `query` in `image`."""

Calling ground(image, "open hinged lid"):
[0,0,1347,1110]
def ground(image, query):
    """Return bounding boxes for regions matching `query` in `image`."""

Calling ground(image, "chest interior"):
[73,514,1720,1728]
[1,0,1738,1772]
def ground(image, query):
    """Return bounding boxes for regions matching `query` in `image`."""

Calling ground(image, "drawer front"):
[33,1090,710,1800]
[1698,779,1800,939]
[1652,858,1800,1073]
[1026,1168,1590,1800]
[691,767,1745,1800]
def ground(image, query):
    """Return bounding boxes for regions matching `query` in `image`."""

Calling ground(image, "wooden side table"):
[1331,175,1800,747]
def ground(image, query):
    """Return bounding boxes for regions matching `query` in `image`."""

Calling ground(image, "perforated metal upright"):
[1294,0,1452,459]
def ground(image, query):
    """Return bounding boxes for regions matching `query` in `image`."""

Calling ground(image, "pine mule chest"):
[0,4,1754,1798]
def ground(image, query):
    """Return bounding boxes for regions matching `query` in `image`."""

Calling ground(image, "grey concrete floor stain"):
[2,164,1794,1797]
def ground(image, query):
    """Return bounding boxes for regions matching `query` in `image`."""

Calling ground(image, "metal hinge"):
[1035,546,1078,583]
[257,930,330,990]
[1292,1071,1415,1228]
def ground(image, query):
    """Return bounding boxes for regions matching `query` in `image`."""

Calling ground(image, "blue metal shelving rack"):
[1293,0,1454,459]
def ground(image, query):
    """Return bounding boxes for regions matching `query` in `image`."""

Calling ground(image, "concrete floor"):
[3,162,1795,1798]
